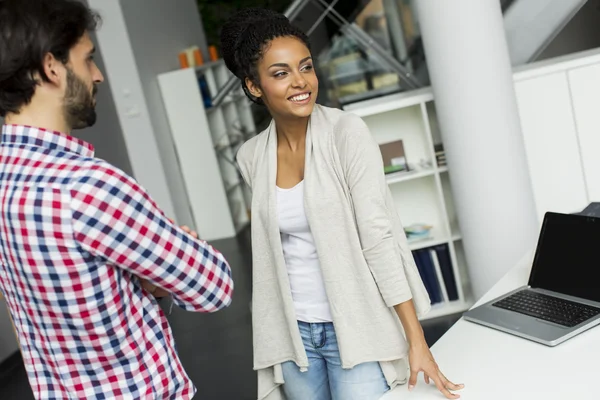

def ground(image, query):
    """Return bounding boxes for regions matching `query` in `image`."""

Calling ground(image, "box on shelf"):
[380,139,409,174]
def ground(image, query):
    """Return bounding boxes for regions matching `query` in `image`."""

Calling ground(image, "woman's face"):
[247,36,318,120]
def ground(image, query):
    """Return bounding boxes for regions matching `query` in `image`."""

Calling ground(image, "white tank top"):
[276,180,333,322]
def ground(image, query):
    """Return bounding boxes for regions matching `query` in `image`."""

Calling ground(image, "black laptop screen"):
[529,212,600,303]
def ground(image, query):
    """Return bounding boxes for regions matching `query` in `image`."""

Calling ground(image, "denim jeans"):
[282,321,390,400]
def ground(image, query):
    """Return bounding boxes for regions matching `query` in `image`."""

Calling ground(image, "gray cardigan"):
[236,104,431,400]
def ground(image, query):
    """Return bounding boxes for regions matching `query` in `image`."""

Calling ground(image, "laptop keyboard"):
[492,290,600,328]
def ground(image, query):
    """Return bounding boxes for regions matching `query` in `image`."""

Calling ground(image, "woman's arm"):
[395,299,464,399]
[338,116,414,307]
[336,114,463,398]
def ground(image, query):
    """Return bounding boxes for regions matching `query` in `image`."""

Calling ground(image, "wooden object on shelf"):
[158,60,255,241]
[344,89,473,320]
[193,48,204,66]
[178,52,189,69]
[209,45,219,62]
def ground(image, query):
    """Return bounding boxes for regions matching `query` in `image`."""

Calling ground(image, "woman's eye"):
[302,65,313,72]
[274,71,287,78]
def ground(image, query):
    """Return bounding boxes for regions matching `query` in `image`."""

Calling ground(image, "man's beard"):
[63,68,97,130]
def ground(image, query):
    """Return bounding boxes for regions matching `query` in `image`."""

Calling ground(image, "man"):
[0,0,234,398]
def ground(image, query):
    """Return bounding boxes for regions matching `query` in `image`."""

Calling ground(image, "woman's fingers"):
[429,368,460,399]
[439,371,465,391]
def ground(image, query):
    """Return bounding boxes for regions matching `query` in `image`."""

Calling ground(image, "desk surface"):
[383,251,600,400]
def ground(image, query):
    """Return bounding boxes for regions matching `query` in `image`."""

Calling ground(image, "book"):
[413,249,443,304]
[430,249,449,303]
[433,244,459,301]
[379,140,409,174]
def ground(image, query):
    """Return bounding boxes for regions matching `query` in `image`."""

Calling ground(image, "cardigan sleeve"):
[336,113,414,307]
[236,138,256,191]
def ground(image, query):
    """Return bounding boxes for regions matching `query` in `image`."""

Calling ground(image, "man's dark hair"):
[220,8,311,105]
[0,0,101,117]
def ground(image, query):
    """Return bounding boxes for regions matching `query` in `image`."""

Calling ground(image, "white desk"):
[383,251,600,399]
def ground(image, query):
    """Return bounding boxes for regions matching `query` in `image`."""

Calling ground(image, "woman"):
[221,8,464,400]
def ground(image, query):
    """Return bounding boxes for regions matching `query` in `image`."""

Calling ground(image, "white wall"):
[513,48,600,222]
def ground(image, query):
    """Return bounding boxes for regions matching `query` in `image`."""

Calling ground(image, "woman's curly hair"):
[220,8,311,105]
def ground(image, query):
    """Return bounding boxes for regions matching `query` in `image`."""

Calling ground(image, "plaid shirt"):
[0,124,234,399]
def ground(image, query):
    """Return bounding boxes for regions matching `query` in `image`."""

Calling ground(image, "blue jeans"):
[282,321,390,400]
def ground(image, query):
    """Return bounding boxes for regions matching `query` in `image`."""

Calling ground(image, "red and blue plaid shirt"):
[0,124,234,399]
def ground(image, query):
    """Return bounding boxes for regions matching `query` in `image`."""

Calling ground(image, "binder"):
[433,244,459,301]
[430,249,449,303]
[413,249,443,304]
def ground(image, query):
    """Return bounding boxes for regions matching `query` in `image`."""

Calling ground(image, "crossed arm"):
[69,162,234,312]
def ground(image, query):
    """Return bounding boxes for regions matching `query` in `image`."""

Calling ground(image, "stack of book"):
[412,244,459,304]
[434,143,446,167]
[404,223,432,243]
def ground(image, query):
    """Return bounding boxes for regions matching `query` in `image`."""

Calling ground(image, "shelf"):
[419,299,473,321]
[408,234,451,251]
[342,87,434,118]
[383,164,446,186]
[386,167,436,185]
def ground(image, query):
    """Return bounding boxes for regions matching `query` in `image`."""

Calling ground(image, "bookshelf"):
[157,60,255,241]
[344,88,473,321]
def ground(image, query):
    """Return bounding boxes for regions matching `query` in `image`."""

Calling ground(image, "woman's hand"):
[408,340,464,399]
[393,300,464,398]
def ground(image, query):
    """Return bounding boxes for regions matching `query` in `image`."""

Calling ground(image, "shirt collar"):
[1,124,95,158]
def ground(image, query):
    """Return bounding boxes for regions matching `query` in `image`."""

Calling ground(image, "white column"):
[415,0,539,299]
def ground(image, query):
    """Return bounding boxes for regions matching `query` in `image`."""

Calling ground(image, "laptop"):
[462,211,600,346]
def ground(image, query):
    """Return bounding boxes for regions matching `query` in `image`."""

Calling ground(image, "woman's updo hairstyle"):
[220,8,311,105]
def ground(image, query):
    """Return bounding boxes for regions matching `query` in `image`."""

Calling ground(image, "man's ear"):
[42,52,62,85]
[245,77,262,99]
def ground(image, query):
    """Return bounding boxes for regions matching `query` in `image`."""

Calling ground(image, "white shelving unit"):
[157,60,255,241]
[344,88,473,321]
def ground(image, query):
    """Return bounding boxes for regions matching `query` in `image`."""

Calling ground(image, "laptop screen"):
[529,212,600,303]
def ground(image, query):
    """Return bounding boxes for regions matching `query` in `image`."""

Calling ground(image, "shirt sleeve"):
[68,160,233,312]
[236,139,255,191]
[337,114,414,307]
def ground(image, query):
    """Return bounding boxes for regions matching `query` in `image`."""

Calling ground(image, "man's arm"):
[69,161,234,312]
